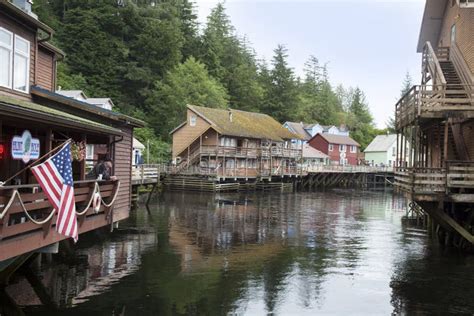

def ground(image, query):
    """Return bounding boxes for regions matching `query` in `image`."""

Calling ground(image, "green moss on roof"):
[0,95,122,134]
[189,105,301,141]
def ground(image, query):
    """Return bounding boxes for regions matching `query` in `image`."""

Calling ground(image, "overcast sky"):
[195,0,426,128]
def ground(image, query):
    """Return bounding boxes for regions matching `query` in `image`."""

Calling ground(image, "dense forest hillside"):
[33,0,386,161]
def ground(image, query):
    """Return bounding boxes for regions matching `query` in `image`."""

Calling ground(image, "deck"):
[0,180,120,262]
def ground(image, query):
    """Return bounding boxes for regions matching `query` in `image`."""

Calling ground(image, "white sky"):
[195,0,426,128]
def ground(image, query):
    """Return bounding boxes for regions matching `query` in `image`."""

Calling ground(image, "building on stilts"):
[395,0,474,249]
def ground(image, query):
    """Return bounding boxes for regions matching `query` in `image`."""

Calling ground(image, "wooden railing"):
[304,165,393,174]
[200,145,302,159]
[0,180,119,261]
[451,43,474,86]
[395,84,474,128]
[395,162,474,195]
[422,42,447,86]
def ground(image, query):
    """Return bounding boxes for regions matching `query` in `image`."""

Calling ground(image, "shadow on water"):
[9,190,474,315]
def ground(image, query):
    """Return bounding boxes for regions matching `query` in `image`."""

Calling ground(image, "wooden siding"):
[172,109,211,158]
[37,46,54,91]
[308,134,359,165]
[113,126,133,222]
[438,4,474,74]
[0,11,36,95]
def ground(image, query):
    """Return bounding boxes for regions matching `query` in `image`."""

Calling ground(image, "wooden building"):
[307,133,360,166]
[171,105,303,179]
[0,0,144,263]
[395,0,474,248]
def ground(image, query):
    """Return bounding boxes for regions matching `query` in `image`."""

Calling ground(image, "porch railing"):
[395,161,474,194]
[0,180,120,261]
[395,84,474,129]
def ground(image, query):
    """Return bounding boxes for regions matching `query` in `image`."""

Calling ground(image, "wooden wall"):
[438,4,474,74]
[113,126,133,222]
[37,46,54,91]
[0,11,36,98]
[172,109,211,158]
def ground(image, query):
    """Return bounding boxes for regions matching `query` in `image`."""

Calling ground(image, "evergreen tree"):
[262,44,299,122]
[386,72,413,132]
[147,57,229,140]
[347,88,376,149]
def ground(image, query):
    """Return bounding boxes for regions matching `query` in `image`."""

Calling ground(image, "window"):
[328,144,334,151]
[14,35,30,92]
[0,29,30,93]
[0,28,13,89]
[339,144,346,152]
[190,114,197,126]
[350,145,357,153]
[451,24,456,44]
[392,147,396,157]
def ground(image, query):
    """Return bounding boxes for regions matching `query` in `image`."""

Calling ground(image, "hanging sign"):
[11,130,40,163]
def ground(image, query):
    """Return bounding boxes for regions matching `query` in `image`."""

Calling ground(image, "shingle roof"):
[189,105,301,141]
[303,144,328,159]
[316,133,360,146]
[364,134,397,152]
[284,122,311,140]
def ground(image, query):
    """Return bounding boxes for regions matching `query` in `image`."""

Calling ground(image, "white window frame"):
[451,24,456,45]
[190,114,197,127]
[339,144,346,152]
[328,144,334,152]
[13,34,30,93]
[0,27,13,90]
[350,145,357,153]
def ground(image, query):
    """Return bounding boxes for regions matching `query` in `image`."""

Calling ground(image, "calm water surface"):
[24,190,474,315]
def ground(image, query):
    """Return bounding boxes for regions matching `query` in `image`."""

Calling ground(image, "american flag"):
[31,142,78,241]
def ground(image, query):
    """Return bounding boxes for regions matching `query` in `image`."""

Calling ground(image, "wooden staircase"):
[439,61,466,99]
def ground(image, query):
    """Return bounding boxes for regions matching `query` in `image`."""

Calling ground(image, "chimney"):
[228,109,233,122]
[12,0,37,18]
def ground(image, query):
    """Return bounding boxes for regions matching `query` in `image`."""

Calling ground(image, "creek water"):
[22,190,474,315]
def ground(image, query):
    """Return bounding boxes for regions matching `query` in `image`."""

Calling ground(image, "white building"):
[364,134,398,167]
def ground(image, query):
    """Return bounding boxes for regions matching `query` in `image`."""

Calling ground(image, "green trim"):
[0,95,123,135]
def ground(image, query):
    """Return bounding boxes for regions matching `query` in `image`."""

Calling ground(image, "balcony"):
[395,162,474,202]
[0,180,120,261]
[395,84,474,129]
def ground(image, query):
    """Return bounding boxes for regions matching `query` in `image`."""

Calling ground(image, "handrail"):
[450,43,474,86]
[423,42,447,86]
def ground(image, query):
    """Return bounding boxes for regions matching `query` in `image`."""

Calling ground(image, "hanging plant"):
[71,141,86,162]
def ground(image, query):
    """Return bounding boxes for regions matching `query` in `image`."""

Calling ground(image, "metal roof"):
[303,144,328,159]
[364,134,397,152]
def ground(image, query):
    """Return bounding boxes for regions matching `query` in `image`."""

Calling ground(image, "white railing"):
[303,165,394,173]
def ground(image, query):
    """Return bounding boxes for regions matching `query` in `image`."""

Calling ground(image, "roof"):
[303,144,328,159]
[133,138,145,150]
[186,105,301,141]
[0,94,123,136]
[85,98,114,110]
[417,0,446,52]
[0,0,54,36]
[312,133,360,146]
[32,86,145,127]
[56,90,87,100]
[364,134,397,152]
[284,122,311,140]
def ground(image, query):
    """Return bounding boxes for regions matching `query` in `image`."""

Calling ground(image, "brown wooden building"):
[395,0,474,248]
[0,0,143,263]
[171,105,303,179]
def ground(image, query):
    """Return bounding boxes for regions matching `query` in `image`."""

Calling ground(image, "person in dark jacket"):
[87,158,117,181]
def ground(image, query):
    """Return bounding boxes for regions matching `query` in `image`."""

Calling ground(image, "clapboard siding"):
[172,109,211,158]
[0,11,36,96]
[114,126,133,221]
[37,47,54,91]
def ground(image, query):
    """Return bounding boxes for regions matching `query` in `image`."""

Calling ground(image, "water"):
[21,190,474,315]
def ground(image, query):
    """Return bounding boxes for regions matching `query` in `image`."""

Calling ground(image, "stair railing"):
[422,42,447,87]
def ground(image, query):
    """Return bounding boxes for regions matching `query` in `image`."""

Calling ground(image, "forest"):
[32,0,397,162]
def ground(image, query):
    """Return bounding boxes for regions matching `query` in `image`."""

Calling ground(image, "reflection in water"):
[24,190,474,315]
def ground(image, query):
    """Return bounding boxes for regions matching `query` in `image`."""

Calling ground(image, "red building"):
[308,134,360,166]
